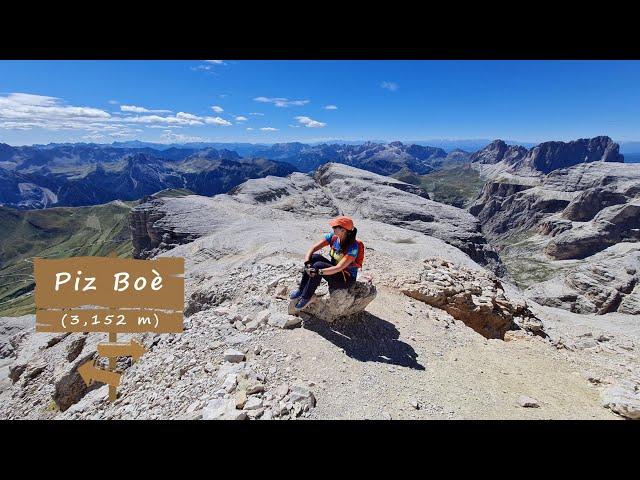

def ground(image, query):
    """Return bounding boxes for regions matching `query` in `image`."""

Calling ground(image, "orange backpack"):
[353,240,365,269]
[331,235,365,269]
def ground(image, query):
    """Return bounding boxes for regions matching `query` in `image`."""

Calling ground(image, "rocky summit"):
[1,138,639,421]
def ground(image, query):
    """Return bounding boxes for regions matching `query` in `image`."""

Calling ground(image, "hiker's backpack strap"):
[353,240,365,269]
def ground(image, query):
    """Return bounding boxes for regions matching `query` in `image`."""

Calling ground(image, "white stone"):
[517,395,540,408]
[268,313,302,329]
[222,374,237,393]
[224,349,245,363]
[244,396,264,410]
[289,385,316,408]
[202,398,246,420]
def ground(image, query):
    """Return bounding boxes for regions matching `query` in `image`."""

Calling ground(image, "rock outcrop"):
[389,258,544,339]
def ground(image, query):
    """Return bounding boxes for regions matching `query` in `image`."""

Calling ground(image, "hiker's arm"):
[304,239,329,263]
[318,255,354,276]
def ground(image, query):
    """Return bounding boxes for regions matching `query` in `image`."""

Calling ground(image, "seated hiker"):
[290,215,364,309]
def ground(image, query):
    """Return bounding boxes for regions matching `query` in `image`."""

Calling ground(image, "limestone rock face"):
[469,182,572,238]
[522,136,623,174]
[561,188,629,222]
[389,258,543,339]
[471,136,623,176]
[468,156,640,315]
[545,199,640,260]
[469,140,634,256]
[525,243,640,315]
[471,161,640,250]
[129,196,220,258]
[288,281,378,323]
[470,140,528,167]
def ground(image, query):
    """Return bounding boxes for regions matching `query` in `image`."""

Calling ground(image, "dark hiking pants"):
[298,253,355,300]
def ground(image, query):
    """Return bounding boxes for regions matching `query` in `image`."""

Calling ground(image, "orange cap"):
[329,215,354,231]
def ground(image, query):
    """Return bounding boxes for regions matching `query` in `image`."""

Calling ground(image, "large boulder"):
[288,281,377,322]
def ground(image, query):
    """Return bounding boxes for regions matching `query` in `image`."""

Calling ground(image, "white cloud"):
[121,104,172,114]
[294,116,326,128]
[253,96,310,108]
[0,92,114,132]
[249,112,264,116]
[108,100,119,105]
[192,61,227,73]
[0,91,234,136]
[260,127,278,131]
[380,81,399,92]
[211,105,224,113]
[82,133,105,141]
[205,116,232,126]
[176,112,200,121]
[159,130,208,144]
[125,114,203,126]
[246,127,254,131]
[323,105,338,110]
[108,130,136,139]
[235,116,248,122]
[288,124,301,128]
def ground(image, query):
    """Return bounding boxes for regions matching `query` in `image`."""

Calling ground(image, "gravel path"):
[262,286,619,420]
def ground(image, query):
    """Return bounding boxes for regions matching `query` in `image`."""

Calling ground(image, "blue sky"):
[0,60,639,146]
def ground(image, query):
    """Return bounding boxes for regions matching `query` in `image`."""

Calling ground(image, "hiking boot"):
[289,290,302,300]
[295,297,312,309]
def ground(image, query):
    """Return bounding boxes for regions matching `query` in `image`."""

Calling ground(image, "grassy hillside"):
[392,163,485,208]
[0,202,136,316]
[151,188,195,198]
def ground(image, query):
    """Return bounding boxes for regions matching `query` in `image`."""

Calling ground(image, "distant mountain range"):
[0,145,296,209]
[246,141,469,174]
[0,141,474,209]
[0,136,633,210]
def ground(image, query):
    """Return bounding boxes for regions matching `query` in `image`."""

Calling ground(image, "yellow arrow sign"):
[97,340,147,360]
[77,360,122,388]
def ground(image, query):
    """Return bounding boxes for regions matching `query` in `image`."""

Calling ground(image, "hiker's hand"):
[306,267,318,277]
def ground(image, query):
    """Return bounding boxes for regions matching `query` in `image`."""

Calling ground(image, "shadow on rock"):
[302,311,425,370]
